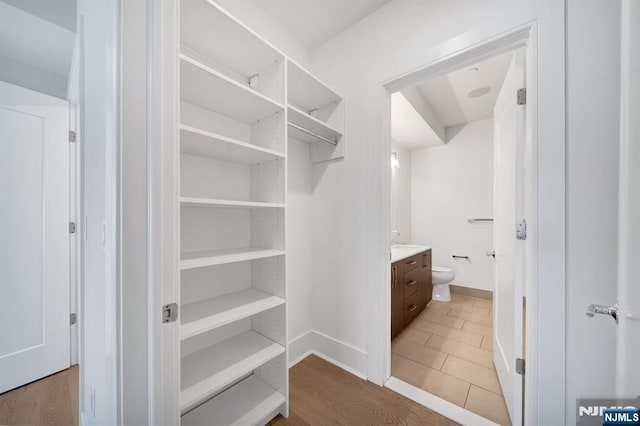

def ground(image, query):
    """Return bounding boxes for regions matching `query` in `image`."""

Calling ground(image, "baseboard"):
[288,331,314,367]
[287,330,368,380]
[450,284,493,300]
[385,377,499,426]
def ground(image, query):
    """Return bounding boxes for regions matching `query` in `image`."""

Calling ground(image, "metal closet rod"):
[288,122,338,146]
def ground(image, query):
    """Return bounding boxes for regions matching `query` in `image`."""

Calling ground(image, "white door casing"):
[616,0,640,398]
[0,81,70,393]
[493,49,525,425]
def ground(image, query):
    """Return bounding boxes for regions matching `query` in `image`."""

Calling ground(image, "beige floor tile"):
[481,336,493,352]
[411,319,483,347]
[392,338,448,370]
[418,309,465,329]
[449,293,477,306]
[447,308,492,326]
[462,321,493,337]
[425,335,495,370]
[441,355,503,394]
[429,300,491,316]
[391,354,470,407]
[395,327,432,345]
[472,298,494,310]
[465,385,511,426]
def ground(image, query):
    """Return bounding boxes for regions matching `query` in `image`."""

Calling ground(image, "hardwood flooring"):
[391,293,511,426]
[0,366,78,426]
[269,355,457,426]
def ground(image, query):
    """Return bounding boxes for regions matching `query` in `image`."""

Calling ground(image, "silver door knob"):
[585,302,619,324]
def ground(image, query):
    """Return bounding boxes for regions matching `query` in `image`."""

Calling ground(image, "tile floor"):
[391,292,511,426]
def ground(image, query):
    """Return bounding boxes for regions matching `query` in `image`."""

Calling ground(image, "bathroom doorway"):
[385,37,532,426]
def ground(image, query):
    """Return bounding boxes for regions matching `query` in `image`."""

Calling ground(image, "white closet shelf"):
[181,53,284,124]
[180,331,285,414]
[181,197,285,210]
[181,375,285,426]
[181,289,284,340]
[180,248,285,270]
[288,59,342,112]
[180,125,285,165]
[181,0,283,79]
[288,105,342,145]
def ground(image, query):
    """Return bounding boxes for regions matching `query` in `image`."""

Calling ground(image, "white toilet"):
[432,266,455,302]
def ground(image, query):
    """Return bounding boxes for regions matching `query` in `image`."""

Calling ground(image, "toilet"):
[432,266,455,302]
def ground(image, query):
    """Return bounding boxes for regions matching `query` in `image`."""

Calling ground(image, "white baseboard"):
[385,376,499,426]
[287,330,368,380]
[288,330,314,367]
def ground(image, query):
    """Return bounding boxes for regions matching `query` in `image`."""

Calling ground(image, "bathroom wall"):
[391,140,412,244]
[411,118,494,292]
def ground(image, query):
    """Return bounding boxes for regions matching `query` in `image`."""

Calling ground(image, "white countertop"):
[391,244,431,263]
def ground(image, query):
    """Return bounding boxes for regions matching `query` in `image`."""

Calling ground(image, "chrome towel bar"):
[467,218,493,223]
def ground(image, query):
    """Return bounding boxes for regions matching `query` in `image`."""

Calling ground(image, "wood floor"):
[391,292,511,425]
[269,354,457,426]
[0,366,78,426]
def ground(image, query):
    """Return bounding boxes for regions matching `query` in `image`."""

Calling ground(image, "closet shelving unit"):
[175,1,345,424]
[178,0,288,424]
[286,60,345,163]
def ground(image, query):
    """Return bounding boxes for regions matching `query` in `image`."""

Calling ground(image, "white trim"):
[372,20,563,426]
[384,377,500,426]
[288,330,313,367]
[287,330,368,380]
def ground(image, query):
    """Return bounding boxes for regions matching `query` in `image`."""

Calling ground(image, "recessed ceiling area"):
[0,0,76,98]
[392,51,514,151]
[252,0,391,49]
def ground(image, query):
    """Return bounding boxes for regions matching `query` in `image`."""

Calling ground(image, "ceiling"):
[2,0,76,32]
[392,51,514,151]
[253,0,391,49]
[414,51,514,128]
[0,1,76,97]
[391,93,442,151]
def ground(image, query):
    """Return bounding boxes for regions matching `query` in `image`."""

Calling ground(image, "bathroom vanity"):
[391,246,432,338]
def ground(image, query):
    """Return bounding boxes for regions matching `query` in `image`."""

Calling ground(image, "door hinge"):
[516,358,525,375]
[70,313,77,325]
[162,303,178,323]
[69,222,77,234]
[69,130,76,142]
[516,220,527,240]
[517,88,527,105]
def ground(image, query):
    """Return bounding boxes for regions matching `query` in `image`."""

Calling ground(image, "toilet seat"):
[432,266,452,273]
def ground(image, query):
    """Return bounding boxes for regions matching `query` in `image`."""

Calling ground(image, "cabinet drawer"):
[403,268,420,299]
[402,255,419,273]
[403,290,424,325]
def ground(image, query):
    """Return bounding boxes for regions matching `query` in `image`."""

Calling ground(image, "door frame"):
[374,21,564,425]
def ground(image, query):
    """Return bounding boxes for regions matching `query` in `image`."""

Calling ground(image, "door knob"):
[585,302,619,324]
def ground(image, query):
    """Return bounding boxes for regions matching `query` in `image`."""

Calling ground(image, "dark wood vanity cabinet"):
[391,249,432,339]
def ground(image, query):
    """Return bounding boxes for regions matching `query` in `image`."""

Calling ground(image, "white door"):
[616,0,640,397]
[0,81,70,393]
[493,49,525,425]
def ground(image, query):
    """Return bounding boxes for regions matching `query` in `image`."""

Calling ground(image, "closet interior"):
[176,1,344,424]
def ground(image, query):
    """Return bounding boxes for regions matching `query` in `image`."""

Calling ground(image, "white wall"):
[77,0,118,424]
[566,0,621,423]
[411,119,494,292]
[391,140,411,244]
[214,0,310,68]
[309,0,567,422]
[287,139,314,344]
